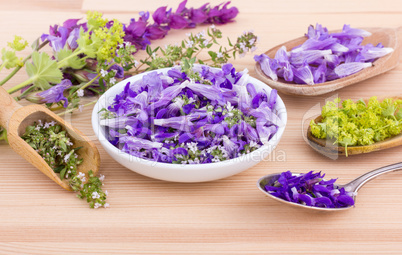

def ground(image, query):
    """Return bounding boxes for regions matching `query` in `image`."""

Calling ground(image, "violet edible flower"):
[265,171,355,209]
[100,64,282,164]
[37,79,72,107]
[255,23,394,85]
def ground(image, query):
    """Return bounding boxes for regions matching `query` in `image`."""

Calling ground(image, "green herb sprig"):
[22,121,109,208]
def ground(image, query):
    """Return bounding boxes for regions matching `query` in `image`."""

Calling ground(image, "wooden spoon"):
[307,96,402,157]
[255,27,402,96]
[0,87,100,191]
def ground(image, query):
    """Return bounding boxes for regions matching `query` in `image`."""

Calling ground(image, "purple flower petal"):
[334,62,372,77]
[254,54,278,81]
[292,62,314,85]
[38,79,72,107]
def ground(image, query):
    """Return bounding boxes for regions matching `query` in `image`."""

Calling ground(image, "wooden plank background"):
[0,0,402,254]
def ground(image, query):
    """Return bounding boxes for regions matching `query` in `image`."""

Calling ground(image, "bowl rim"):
[91,65,288,169]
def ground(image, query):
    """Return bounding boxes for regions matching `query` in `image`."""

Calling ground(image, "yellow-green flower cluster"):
[311,97,402,153]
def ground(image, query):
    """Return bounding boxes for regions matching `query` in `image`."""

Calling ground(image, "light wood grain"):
[1,0,402,254]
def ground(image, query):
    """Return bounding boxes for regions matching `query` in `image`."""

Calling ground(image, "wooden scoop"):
[0,87,100,190]
[255,27,402,96]
[307,96,402,157]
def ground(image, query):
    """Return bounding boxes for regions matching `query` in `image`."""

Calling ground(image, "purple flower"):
[265,171,355,209]
[101,65,281,164]
[124,1,238,51]
[37,79,72,107]
[255,23,393,85]
[109,64,125,79]
[42,19,84,52]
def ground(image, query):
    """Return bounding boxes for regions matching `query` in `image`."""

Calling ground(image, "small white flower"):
[212,156,220,163]
[196,31,205,38]
[110,77,116,85]
[92,191,101,199]
[77,89,84,97]
[202,40,209,47]
[38,120,43,126]
[186,33,191,37]
[251,46,257,52]
[44,122,51,129]
[186,142,198,154]
[100,69,108,77]
[52,145,58,150]
[249,141,258,148]
[67,170,71,174]
[186,40,194,48]
[57,151,62,156]
[49,121,57,126]
[99,174,105,181]
[35,126,41,131]
[64,153,71,162]
[134,60,139,68]
[152,52,156,58]
[78,105,84,112]
[226,102,234,112]
[81,177,86,183]
[74,153,78,158]
[104,203,110,208]
[105,190,109,196]
[94,202,102,209]
[249,38,256,45]
[125,41,131,47]
[118,43,124,48]
[78,172,85,179]
[217,52,223,58]
[210,24,216,29]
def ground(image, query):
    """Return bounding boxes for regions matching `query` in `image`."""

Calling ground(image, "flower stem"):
[57,99,98,116]
[7,77,35,94]
[0,40,49,87]
[0,61,8,73]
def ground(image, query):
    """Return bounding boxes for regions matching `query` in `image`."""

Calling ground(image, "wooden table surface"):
[1,0,402,254]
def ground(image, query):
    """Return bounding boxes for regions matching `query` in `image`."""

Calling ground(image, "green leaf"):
[146,45,152,56]
[25,51,63,90]
[59,167,67,180]
[59,141,67,152]
[228,38,233,47]
[54,165,64,173]
[57,48,86,69]
[208,51,217,60]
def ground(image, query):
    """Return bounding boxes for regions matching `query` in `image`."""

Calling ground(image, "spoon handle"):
[0,87,22,129]
[344,162,402,192]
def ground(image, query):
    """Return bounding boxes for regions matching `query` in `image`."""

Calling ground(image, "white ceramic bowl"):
[92,66,287,182]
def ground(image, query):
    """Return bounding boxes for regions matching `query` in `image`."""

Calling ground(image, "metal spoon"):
[255,26,402,96]
[257,162,402,211]
[0,86,100,190]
